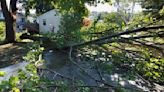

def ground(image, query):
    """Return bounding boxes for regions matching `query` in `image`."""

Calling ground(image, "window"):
[43,19,46,26]
[21,18,25,22]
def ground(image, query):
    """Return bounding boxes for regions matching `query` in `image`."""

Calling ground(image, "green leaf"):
[12,87,20,92]
[153,65,159,69]
[153,72,160,77]
[150,58,158,62]
[159,6,164,15]
[145,72,152,76]
[9,76,19,87]
[0,71,6,77]
[160,58,164,63]
[40,47,44,51]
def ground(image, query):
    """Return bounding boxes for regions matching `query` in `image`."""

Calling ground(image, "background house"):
[16,0,37,32]
[36,9,61,33]
[16,13,26,32]
[0,7,4,20]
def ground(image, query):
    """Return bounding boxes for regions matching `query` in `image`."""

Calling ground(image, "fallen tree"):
[68,25,164,49]
[20,25,164,51]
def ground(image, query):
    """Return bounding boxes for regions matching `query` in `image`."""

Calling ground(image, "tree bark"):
[0,0,17,43]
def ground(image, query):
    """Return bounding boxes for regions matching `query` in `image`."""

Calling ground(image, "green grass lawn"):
[0,22,32,68]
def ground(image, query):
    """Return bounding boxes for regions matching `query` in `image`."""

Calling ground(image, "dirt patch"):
[0,43,29,68]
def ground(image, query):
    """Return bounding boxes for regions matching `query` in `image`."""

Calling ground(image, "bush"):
[0,22,5,41]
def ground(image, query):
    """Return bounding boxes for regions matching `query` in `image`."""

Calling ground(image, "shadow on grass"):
[0,41,31,68]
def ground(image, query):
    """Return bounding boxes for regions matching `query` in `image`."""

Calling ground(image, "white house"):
[36,9,61,33]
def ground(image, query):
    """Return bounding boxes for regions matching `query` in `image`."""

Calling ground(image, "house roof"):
[37,9,60,19]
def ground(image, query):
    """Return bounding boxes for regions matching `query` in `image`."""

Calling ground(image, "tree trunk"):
[0,0,17,43]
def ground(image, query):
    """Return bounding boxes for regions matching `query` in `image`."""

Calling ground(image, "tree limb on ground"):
[20,25,164,51]
[69,25,164,48]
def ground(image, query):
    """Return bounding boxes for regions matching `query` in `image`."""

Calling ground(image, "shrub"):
[0,22,5,41]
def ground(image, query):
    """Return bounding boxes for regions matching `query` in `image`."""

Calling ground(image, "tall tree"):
[25,0,53,15]
[0,0,17,43]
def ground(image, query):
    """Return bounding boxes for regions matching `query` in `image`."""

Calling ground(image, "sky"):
[85,2,142,13]
[5,0,142,14]
[6,0,10,10]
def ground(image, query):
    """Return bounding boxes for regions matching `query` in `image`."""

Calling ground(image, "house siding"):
[37,9,61,33]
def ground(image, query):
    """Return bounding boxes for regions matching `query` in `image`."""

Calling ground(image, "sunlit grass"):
[0,21,33,43]
[0,21,5,42]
